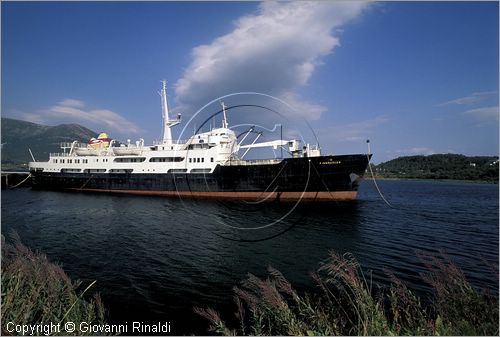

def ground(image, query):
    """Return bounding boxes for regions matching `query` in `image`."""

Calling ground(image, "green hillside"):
[1,118,97,170]
[374,154,499,182]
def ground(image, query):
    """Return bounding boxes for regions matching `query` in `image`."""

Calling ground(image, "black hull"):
[31,154,371,201]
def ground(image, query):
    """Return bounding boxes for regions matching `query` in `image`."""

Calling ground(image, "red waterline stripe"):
[66,188,357,201]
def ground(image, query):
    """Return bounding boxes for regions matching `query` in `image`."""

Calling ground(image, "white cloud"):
[14,111,48,125]
[316,116,389,143]
[47,99,141,134]
[462,106,499,125]
[279,92,327,120]
[13,99,141,136]
[437,91,497,106]
[58,98,85,108]
[174,1,368,118]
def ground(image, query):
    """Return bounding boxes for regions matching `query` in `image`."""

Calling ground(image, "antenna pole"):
[280,124,283,159]
[221,102,228,128]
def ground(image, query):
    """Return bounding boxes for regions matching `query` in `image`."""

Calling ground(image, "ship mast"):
[160,80,180,145]
[221,102,228,129]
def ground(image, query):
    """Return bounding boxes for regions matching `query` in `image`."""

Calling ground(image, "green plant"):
[195,252,498,336]
[419,253,499,335]
[1,233,107,336]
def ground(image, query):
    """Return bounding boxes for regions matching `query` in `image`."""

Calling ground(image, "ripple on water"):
[1,180,498,334]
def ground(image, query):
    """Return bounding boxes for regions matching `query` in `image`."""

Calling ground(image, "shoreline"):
[367,176,498,185]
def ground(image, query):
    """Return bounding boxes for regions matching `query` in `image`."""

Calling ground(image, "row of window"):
[114,157,184,163]
[56,168,212,174]
[149,157,184,162]
[54,159,89,164]
[53,157,215,164]
[57,159,109,164]
[188,144,210,150]
[188,157,214,163]
[115,157,145,163]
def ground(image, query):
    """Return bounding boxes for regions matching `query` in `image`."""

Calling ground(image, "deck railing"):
[49,153,74,157]
[60,142,87,149]
[152,139,189,145]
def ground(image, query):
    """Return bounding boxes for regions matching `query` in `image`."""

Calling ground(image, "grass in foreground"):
[1,233,106,336]
[195,252,498,336]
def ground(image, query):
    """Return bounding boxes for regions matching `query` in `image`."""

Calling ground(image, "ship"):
[28,81,371,201]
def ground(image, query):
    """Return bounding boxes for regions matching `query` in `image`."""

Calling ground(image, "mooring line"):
[310,161,338,202]
[245,161,288,204]
[8,173,32,189]
[79,174,94,190]
[366,140,394,208]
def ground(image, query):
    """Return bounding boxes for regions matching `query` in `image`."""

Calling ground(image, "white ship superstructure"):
[30,81,313,175]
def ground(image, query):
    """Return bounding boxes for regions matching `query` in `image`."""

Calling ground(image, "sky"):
[2,1,498,163]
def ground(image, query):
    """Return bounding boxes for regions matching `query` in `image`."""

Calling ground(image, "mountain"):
[374,154,499,182]
[1,118,97,170]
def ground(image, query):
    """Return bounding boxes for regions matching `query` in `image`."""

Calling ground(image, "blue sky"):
[2,1,498,163]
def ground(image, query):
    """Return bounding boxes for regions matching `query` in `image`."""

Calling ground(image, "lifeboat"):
[75,133,112,156]
[75,148,99,156]
[88,133,111,149]
[112,138,144,156]
[113,146,142,156]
